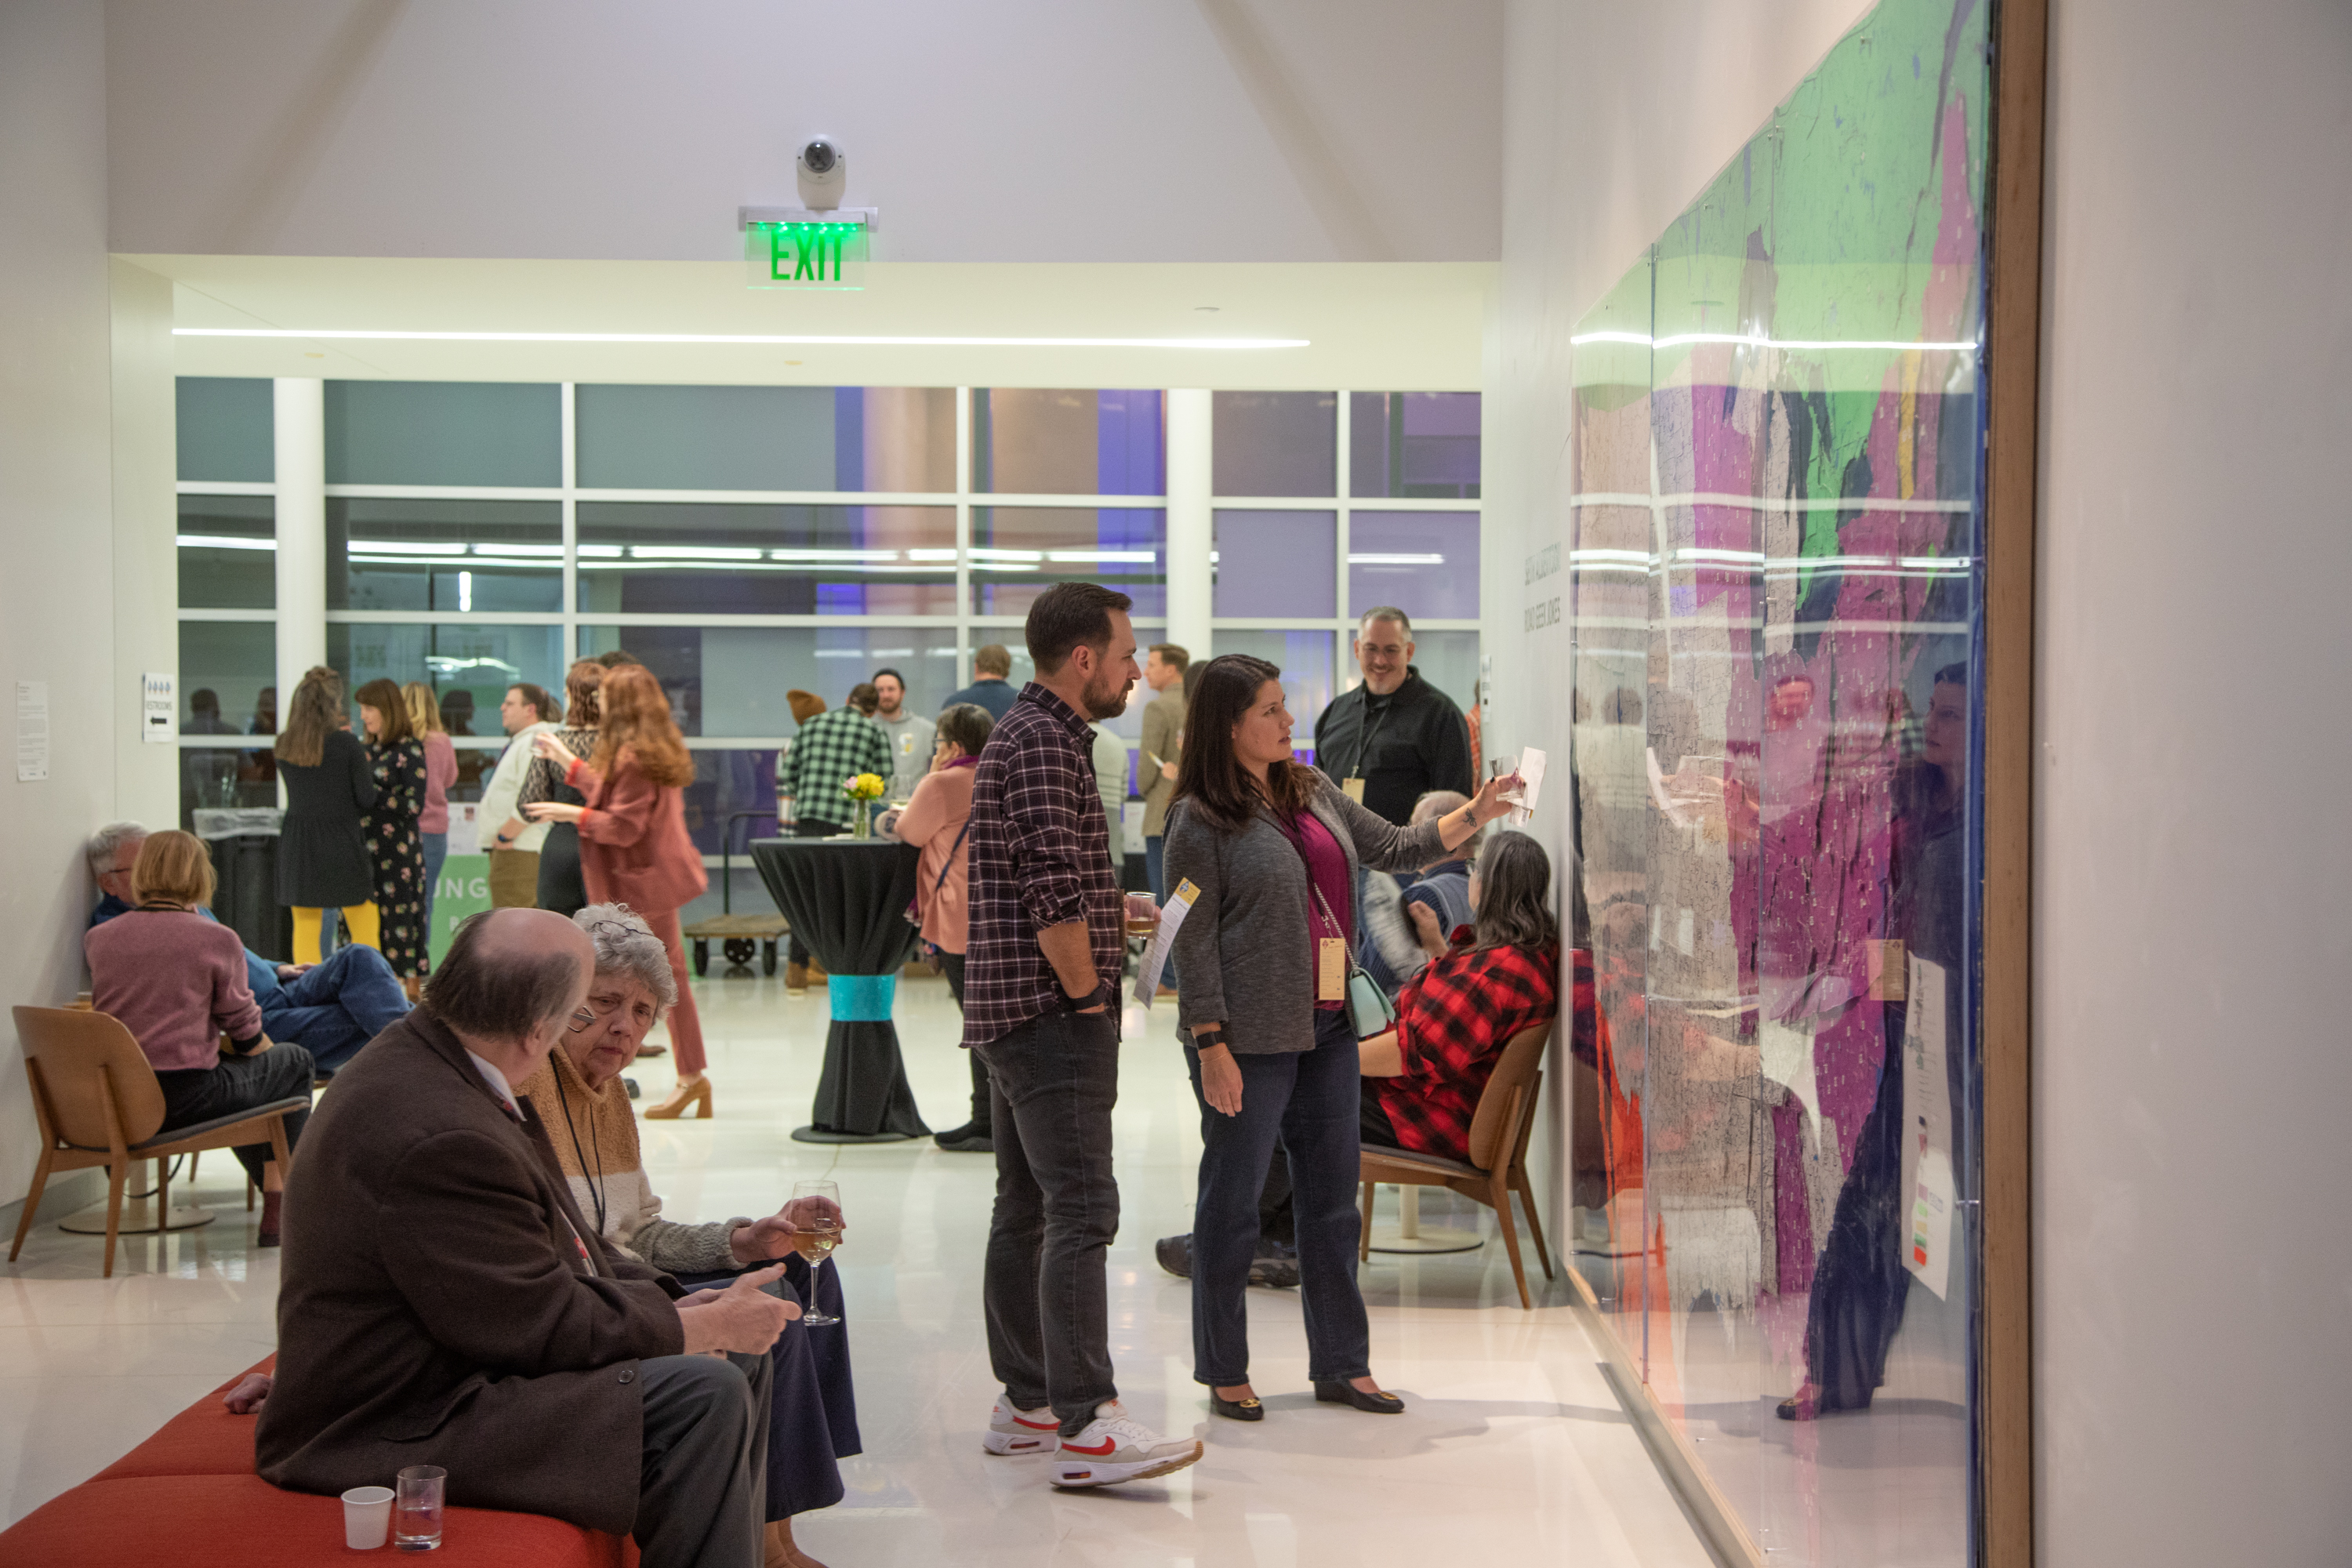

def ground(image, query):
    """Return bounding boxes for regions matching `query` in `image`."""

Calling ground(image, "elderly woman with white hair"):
[514,905,859,1568]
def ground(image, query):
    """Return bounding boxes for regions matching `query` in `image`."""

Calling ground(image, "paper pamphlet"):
[1133,878,1200,1005]
[1504,746,1545,826]
[1899,955,1955,1300]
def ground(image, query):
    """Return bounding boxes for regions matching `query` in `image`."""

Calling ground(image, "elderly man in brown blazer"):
[256,908,794,1568]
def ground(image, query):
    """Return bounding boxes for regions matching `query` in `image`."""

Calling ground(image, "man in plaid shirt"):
[776,688,893,990]
[961,583,1202,1490]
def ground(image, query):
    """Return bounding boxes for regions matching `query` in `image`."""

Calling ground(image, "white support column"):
[273,379,327,708]
[1164,388,1212,658]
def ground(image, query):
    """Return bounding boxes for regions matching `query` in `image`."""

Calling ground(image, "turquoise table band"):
[827,974,897,1022]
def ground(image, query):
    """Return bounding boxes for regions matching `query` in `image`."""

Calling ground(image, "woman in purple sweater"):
[84,830,314,1243]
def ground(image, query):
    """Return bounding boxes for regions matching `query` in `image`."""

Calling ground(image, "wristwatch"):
[1067,978,1116,1012]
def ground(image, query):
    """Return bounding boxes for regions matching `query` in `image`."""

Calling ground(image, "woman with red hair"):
[525,663,713,1119]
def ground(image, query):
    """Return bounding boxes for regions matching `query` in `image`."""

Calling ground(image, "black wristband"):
[1192,1027,1229,1050]
[1067,978,1114,1012]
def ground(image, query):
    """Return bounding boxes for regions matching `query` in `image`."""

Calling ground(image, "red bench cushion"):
[93,1359,275,1480]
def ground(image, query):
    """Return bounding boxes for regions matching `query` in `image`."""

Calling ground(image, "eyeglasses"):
[564,1005,598,1035]
[585,919,647,941]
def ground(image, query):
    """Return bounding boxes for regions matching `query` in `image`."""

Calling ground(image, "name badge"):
[1341,778,1367,804]
[1317,937,1346,1001]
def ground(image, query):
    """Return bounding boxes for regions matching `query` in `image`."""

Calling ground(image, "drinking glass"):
[394,1465,445,1552]
[789,1179,843,1326]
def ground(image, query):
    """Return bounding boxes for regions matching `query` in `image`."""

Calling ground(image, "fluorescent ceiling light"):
[969,547,1044,562]
[176,533,275,550]
[629,545,764,561]
[175,328,1309,350]
[768,548,902,562]
[577,544,624,557]
[471,543,564,557]
[350,539,468,556]
[1348,553,1445,566]
[905,548,957,562]
[1045,550,1156,564]
[1570,329,1976,352]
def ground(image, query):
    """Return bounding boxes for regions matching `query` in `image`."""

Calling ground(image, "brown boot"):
[764,1517,829,1568]
[785,961,810,996]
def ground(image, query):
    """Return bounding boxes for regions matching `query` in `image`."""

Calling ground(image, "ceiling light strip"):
[174,328,1309,350]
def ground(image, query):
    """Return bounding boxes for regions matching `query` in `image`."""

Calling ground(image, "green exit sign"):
[740,208,874,290]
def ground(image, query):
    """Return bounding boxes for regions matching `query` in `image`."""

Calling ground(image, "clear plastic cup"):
[341,1486,394,1550]
[394,1465,446,1552]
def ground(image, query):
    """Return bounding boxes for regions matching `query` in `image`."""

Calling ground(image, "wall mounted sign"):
[143,671,176,743]
[739,207,876,291]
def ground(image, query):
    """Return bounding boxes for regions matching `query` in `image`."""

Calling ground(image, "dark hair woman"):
[352,678,430,982]
[274,666,379,964]
[520,659,604,916]
[525,664,712,1119]
[888,701,997,1151]
[1162,655,1519,1421]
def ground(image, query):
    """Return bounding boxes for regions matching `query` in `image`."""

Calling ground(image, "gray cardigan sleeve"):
[1161,800,1229,1030]
[1316,772,1449,872]
[625,1214,754,1276]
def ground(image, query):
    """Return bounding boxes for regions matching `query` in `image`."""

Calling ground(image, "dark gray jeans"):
[636,1350,773,1568]
[974,1007,1121,1434]
[152,1044,315,1188]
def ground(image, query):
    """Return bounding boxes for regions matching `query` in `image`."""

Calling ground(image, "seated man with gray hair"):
[1358,790,1478,996]
[257,907,793,1568]
[86,820,409,1075]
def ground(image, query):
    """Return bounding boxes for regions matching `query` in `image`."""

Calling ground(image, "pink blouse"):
[419,731,457,833]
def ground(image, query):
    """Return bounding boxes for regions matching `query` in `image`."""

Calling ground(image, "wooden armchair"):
[1359,1020,1557,1308]
[9,1007,306,1277]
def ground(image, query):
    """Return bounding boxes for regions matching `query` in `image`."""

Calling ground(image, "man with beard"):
[960,582,1201,1490]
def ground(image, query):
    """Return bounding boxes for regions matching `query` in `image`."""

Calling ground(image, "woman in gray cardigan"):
[1163,655,1518,1421]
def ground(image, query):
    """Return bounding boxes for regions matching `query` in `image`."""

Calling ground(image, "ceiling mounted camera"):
[796,136,846,209]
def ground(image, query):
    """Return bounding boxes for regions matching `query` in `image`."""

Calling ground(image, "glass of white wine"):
[789,1179,843,1327]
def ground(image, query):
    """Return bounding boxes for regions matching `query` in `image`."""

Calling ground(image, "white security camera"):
[796,137,846,209]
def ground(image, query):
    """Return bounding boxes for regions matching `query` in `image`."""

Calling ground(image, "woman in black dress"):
[354,678,430,981]
[520,658,602,916]
[274,667,379,964]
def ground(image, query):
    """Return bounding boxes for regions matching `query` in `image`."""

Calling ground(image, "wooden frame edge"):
[1982,0,2048,1563]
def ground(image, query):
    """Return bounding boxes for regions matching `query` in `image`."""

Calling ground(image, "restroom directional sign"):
[740,208,873,291]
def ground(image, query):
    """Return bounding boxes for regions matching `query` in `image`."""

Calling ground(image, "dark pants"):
[419,830,448,950]
[671,1256,862,1520]
[152,1045,315,1188]
[1360,1078,1404,1148]
[249,943,410,1072]
[1144,835,1167,901]
[1186,1008,1370,1387]
[536,822,587,916]
[786,820,840,967]
[635,1351,773,1568]
[974,1007,1121,1433]
[939,953,992,1136]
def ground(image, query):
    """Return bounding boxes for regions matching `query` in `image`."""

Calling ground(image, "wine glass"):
[789,1179,843,1327]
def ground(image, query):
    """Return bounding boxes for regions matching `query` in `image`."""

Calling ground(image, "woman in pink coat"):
[890,702,995,1152]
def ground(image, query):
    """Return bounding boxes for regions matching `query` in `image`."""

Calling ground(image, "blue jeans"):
[419,830,448,952]
[1145,835,1167,901]
[249,943,412,1072]
[1186,1007,1370,1387]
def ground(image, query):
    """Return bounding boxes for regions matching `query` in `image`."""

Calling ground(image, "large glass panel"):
[328,622,568,797]
[577,385,955,492]
[577,625,964,738]
[1212,510,1335,618]
[1564,2,1991,1561]
[575,503,956,616]
[1211,630,1335,757]
[1348,392,1482,499]
[970,507,1165,617]
[177,621,278,822]
[677,749,783,855]
[971,390,1163,495]
[328,498,562,613]
[325,381,561,487]
[178,495,276,610]
[1348,510,1479,619]
[176,377,274,482]
[1213,390,1336,497]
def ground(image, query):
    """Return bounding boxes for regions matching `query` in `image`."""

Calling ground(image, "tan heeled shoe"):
[763,1517,829,1568]
[641,1073,712,1120]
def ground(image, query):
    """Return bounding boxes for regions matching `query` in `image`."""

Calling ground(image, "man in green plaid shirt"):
[778,694,893,835]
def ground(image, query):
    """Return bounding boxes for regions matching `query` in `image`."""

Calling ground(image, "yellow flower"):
[841,772,887,800]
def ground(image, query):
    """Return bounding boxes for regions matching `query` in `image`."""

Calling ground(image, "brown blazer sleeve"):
[374,1127,684,1374]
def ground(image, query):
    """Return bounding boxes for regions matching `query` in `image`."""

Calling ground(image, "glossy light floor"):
[1,970,1715,1566]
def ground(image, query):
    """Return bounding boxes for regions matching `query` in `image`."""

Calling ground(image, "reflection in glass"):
[577,625,964,738]
[576,386,956,492]
[327,622,568,801]
[575,503,956,616]
[1212,390,1336,497]
[1348,511,1480,620]
[1209,630,1334,754]
[178,495,277,610]
[970,507,1166,617]
[1211,510,1335,618]
[971,390,1163,495]
[328,499,562,613]
[324,381,561,488]
[176,377,274,483]
[1348,392,1482,499]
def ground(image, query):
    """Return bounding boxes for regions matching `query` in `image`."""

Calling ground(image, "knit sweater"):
[85,908,263,1072]
[514,1045,749,1273]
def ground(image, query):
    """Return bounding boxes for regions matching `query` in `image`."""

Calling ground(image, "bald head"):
[425,907,594,1066]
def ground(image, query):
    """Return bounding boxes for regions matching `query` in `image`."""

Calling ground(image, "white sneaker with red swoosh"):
[981,1401,1060,1456]
[1049,1401,1204,1489]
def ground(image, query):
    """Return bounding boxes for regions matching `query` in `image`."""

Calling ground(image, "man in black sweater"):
[1312,607,1475,826]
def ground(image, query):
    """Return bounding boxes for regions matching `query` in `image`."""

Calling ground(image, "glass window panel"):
[176,377,274,482]
[576,385,954,492]
[1348,511,1479,619]
[1209,630,1335,757]
[178,495,277,610]
[328,499,563,613]
[676,748,783,855]
[1212,510,1334,618]
[324,381,561,487]
[178,621,278,738]
[1213,390,1336,497]
[576,625,964,739]
[972,390,1163,495]
[970,507,1166,617]
[327,622,568,798]
[575,503,957,615]
[1348,392,1483,499]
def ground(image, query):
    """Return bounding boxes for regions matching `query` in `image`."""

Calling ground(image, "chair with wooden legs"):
[8,1007,307,1278]
[1359,1020,1557,1309]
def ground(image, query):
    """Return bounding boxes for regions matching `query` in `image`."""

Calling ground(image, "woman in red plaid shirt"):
[1360,831,1577,1162]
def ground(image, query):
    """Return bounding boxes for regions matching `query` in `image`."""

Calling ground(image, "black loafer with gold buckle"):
[1210,1392,1265,1422]
[1313,1380,1404,1414]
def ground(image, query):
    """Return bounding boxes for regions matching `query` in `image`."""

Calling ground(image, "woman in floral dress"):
[354,677,430,981]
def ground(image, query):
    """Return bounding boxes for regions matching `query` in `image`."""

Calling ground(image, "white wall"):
[111,257,180,828]
[2034,0,2352,1559]
[104,0,1501,263]
[0,2,127,1217]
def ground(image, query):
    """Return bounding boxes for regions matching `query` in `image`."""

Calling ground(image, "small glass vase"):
[850,800,872,839]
